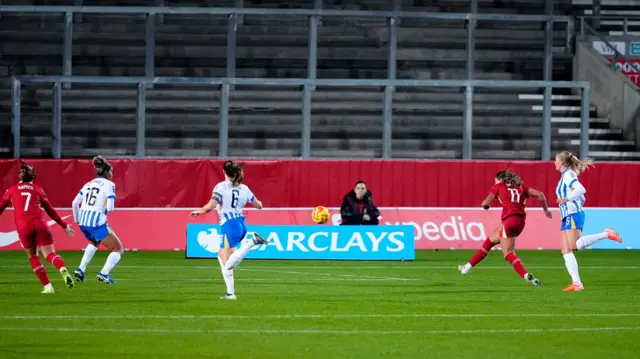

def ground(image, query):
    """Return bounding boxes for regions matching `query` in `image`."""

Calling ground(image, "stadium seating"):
[0,0,637,159]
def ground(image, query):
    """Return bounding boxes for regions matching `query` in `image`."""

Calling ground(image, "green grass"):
[0,250,638,359]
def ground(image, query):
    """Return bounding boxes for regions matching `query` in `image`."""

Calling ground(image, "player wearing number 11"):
[458,170,552,286]
[71,156,123,285]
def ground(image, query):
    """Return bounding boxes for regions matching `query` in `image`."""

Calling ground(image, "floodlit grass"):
[0,250,638,358]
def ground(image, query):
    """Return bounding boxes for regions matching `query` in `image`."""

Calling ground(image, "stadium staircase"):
[0,0,637,159]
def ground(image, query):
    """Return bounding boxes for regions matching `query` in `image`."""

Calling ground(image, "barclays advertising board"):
[186,225,415,260]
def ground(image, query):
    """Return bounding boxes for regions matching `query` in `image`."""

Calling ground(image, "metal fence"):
[1,1,592,160]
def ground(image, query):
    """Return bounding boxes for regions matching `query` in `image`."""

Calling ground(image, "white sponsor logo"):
[196,228,406,254]
[592,41,626,56]
[0,216,72,247]
[384,216,486,242]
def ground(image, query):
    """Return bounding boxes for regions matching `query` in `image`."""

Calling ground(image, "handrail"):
[0,5,574,22]
[14,76,591,88]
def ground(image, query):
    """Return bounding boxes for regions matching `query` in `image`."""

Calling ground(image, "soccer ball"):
[311,206,330,224]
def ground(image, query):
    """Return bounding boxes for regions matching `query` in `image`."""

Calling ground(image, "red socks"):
[505,253,528,278]
[469,238,495,266]
[46,253,66,271]
[29,257,51,286]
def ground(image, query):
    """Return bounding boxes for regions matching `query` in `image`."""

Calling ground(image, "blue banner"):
[186,224,415,260]
[584,209,636,249]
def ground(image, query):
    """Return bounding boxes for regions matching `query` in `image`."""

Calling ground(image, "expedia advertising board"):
[186,225,415,260]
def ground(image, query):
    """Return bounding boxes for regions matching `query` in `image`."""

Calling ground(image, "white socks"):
[100,252,121,275]
[218,256,235,295]
[576,232,608,250]
[225,241,257,271]
[563,253,582,285]
[79,244,98,272]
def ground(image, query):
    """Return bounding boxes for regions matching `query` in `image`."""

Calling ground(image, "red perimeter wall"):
[1,159,639,208]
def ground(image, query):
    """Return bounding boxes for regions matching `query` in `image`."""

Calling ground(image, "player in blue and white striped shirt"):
[190,160,268,300]
[555,151,622,292]
[71,156,123,285]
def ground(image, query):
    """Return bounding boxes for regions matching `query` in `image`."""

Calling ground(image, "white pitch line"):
[0,277,399,283]
[2,313,640,320]
[1,265,639,270]
[0,326,638,335]
[255,268,417,281]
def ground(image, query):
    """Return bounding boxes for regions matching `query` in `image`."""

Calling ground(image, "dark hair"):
[19,164,35,183]
[496,169,522,186]
[224,160,244,187]
[354,180,366,189]
[93,156,112,177]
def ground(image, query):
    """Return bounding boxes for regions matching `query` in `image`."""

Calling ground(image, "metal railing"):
[578,15,640,36]
[1,1,589,160]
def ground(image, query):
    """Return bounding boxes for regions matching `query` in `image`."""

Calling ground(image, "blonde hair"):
[556,151,595,175]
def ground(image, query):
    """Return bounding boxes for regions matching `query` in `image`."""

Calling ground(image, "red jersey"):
[0,182,68,229]
[489,182,530,220]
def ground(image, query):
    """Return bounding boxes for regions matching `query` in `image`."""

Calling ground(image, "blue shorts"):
[80,223,115,242]
[561,212,585,231]
[221,217,248,249]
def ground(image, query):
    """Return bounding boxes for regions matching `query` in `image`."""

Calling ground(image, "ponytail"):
[223,161,245,187]
[558,151,595,175]
[93,156,112,177]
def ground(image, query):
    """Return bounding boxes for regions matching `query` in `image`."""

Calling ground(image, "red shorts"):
[500,215,526,238]
[17,220,53,249]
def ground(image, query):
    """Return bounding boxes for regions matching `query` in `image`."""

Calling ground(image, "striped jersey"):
[556,168,585,219]
[77,177,116,227]
[211,180,255,226]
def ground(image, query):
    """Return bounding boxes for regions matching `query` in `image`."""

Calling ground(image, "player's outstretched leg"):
[44,252,74,289]
[576,228,622,250]
[76,243,98,283]
[459,227,501,275]
[225,232,269,271]
[501,236,541,287]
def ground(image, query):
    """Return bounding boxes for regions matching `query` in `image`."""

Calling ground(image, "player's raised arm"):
[39,191,67,228]
[528,187,552,219]
[0,190,10,215]
[190,199,219,217]
[481,193,496,210]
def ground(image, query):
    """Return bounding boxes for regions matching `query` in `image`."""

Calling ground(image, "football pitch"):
[0,250,638,359]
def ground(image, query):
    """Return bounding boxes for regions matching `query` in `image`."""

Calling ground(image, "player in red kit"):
[458,170,552,286]
[0,165,76,293]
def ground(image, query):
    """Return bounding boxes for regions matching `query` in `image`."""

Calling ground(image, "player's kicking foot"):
[96,273,116,284]
[605,228,622,243]
[252,232,268,246]
[41,286,55,294]
[59,267,74,289]
[220,293,237,300]
[74,268,85,283]
[563,283,585,291]
[525,273,542,287]
[458,264,470,276]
